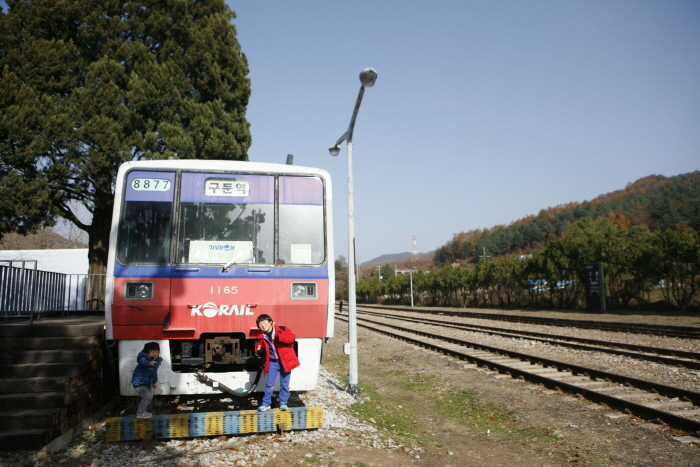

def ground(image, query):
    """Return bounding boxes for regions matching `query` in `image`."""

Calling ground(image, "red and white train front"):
[105,160,334,396]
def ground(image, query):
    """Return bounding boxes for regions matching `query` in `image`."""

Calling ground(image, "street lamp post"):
[329,67,377,397]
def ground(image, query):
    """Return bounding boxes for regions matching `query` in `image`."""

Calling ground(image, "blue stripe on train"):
[113,263,329,279]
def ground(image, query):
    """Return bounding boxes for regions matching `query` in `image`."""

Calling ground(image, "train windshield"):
[117,171,176,264]
[177,173,274,265]
[116,171,326,266]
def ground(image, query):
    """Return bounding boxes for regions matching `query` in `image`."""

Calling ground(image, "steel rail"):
[337,314,700,435]
[358,304,700,338]
[357,309,700,369]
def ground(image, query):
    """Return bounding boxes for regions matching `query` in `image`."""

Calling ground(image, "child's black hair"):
[143,342,160,353]
[256,314,273,326]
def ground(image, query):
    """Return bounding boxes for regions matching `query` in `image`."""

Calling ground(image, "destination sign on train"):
[205,178,250,197]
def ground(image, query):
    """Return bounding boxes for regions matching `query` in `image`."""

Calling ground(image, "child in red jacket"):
[255,314,300,411]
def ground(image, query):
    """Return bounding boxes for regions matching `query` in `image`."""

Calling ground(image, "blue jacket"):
[131,350,163,387]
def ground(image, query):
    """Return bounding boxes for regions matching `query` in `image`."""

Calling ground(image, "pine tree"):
[0,0,252,275]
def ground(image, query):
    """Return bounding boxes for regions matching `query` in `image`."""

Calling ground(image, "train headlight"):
[125,282,153,300]
[138,284,150,298]
[290,282,317,300]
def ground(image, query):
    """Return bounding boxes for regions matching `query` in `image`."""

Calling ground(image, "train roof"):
[118,160,330,178]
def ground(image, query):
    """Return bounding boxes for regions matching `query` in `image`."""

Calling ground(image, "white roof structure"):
[0,249,89,275]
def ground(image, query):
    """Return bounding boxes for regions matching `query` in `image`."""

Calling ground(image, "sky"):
[230,0,700,265]
[2,1,698,265]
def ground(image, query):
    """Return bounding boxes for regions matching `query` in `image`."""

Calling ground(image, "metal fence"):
[0,265,106,321]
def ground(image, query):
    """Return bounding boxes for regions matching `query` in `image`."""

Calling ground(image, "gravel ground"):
[2,307,699,467]
[0,368,380,467]
[368,309,700,393]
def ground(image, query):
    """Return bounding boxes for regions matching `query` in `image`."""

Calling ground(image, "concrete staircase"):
[0,316,115,451]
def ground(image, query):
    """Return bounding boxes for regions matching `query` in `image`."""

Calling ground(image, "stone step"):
[0,337,23,349]
[0,392,70,411]
[0,319,104,338]
[12,348,99,364]
[0,409,62,430]
[0,428,52,451]
[0,316,107,452]
[1,362,85,378]
[19,336,100,350]
[0,376,71,394]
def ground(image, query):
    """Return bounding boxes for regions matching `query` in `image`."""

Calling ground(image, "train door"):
[166,172,276,339]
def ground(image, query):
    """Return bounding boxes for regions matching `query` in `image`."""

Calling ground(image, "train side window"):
[117,201,173,264]
[279,176,325,266]
[117,170,176,264]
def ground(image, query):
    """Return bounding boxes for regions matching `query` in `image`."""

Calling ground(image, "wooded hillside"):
[434,172,700,266]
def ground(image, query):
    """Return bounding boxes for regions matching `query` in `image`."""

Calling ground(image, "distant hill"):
[359,172,700,268]
[361,251,434,267]
[0,229,87,250]
[432,171,700,266]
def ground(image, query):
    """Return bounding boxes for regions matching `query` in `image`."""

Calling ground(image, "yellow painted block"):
[105,417,121,442]
[238,410,257,433]
[306,406,324,429]
[205,412,224,436]
[133,417,152,440]
[274,410,292,429]
[170,413,190,438]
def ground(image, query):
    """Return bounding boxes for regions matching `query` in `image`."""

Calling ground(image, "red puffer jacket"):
[255,325,300,374]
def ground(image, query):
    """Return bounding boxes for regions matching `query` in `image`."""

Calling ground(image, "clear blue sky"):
[231,0,700,264]
[3,1,698,264]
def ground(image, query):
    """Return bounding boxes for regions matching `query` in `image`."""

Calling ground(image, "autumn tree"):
[0,0,251,276]
[657,227,700,310]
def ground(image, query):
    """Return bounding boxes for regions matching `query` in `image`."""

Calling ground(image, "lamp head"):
[359,68,378,88]
[328,145,341,157]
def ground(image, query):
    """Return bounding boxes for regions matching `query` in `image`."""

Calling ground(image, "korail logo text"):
[191,302,253,317]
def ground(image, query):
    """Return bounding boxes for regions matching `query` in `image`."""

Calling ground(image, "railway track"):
[358,304,700,339]
[337,313,700,436]
[357,309,700,370]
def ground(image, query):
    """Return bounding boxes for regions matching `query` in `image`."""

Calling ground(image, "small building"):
[0,249,89,275]
[0,249,93,313]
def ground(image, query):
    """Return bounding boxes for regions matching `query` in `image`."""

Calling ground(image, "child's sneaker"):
[136,412,152,419]
[279,403,288,411]
[257,405,271,412]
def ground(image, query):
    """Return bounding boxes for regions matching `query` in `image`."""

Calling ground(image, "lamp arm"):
[346,86,366,144]
[334,131,348,147]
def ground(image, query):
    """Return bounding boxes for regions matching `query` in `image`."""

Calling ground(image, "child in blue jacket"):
[131,342,163,419]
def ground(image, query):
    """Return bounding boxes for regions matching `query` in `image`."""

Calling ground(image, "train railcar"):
[105,160,334,396]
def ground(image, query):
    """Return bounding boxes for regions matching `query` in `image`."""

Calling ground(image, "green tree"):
[335,255,349,300]
[379,263,395,281]
[491,255,524,307]
[356,277,385,304]
[657,227,700,310]
[474,257,495,307]
[0,0,251,277]
[613,225,660,307]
